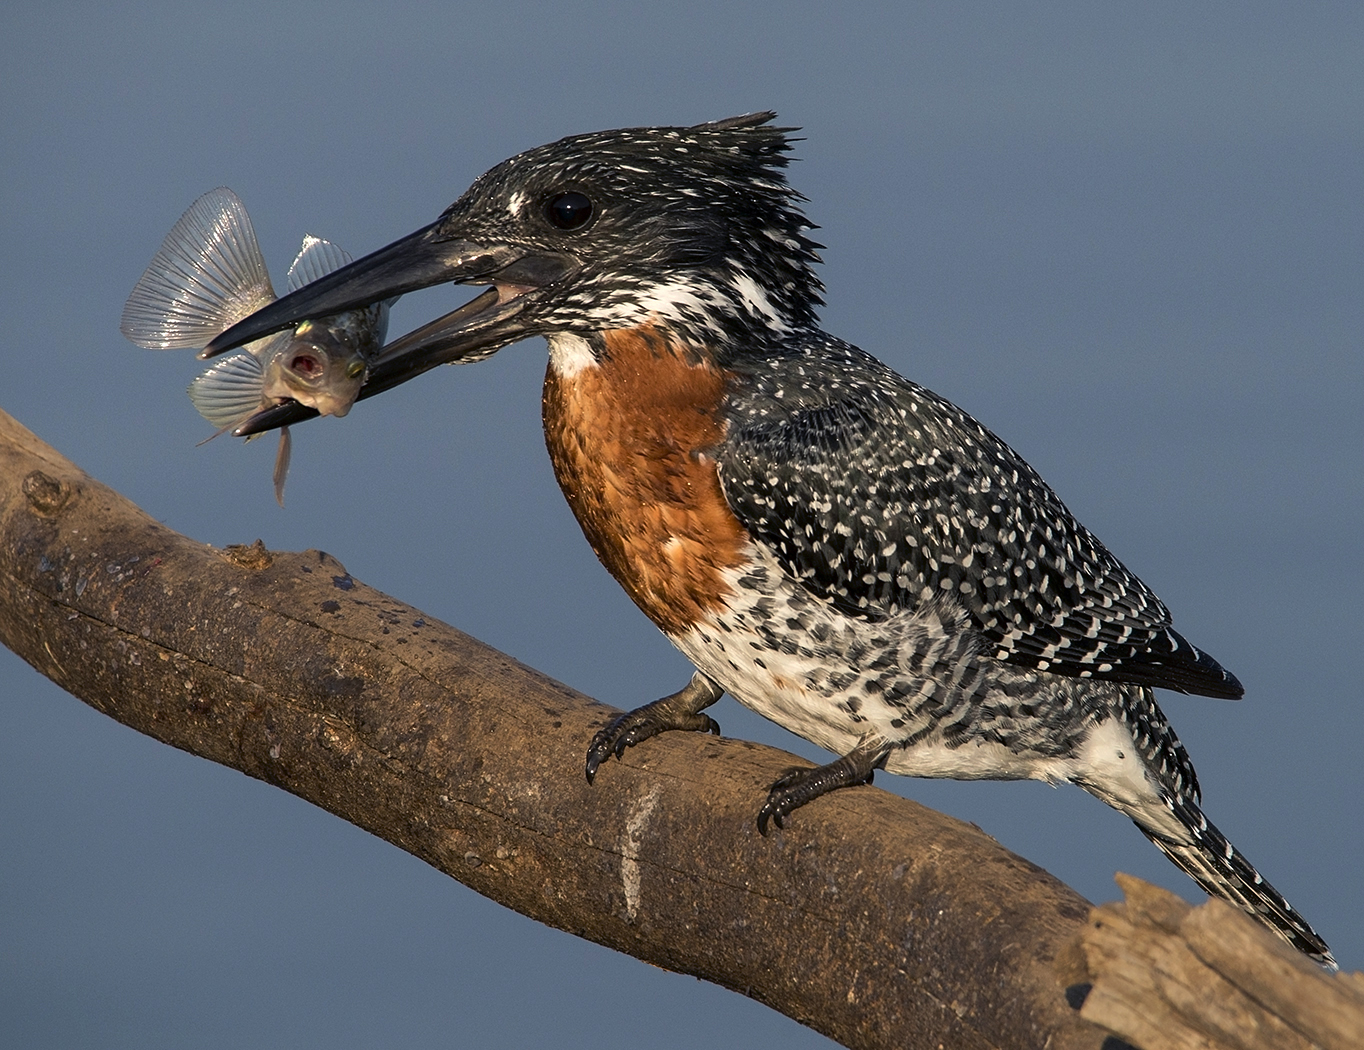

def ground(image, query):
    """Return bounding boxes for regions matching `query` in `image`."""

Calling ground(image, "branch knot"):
[22,470,71,515]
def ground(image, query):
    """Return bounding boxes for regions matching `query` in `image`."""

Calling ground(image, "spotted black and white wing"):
[716,335,1243,699]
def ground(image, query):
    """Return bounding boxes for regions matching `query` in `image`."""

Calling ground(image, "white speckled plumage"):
[209,113,1335,967]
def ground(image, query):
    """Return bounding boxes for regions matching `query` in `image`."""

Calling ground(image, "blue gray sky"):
[2,3,1361,1047]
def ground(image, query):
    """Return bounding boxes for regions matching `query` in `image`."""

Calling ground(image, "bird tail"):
[1136,798,1335,969]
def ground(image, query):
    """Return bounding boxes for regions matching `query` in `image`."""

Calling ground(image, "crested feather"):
[427,113,824,344]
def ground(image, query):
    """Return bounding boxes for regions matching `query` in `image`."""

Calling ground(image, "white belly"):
[665,543,1156,797]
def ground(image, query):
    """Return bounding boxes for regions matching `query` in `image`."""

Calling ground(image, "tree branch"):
[0,408,1110,1050]
[1066,874,1364,1050]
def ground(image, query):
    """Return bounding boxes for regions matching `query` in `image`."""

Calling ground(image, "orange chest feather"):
[541,325,750,636]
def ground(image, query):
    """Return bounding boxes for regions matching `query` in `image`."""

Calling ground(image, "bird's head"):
[202,113,823,433]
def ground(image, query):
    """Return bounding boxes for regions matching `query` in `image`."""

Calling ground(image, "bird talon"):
[585,723,630,782]
[755,806,786,836]
[583,674,725,784]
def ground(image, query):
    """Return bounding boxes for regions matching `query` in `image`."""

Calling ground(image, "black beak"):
[198,213,581,436]
[205,221,488,357]
[231,287,523,436]
[202,216,579,355]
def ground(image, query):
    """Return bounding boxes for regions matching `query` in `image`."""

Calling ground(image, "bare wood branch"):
[0,408,1111,1050]
[1074,874,1364,1050]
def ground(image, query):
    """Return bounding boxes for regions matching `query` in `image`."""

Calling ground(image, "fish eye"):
[544,191,594,231]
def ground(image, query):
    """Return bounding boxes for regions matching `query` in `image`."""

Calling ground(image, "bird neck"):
[548,264,815,359]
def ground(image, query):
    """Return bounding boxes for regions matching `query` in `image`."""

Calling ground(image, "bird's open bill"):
[229,288,507,435]
[203,220,582,437]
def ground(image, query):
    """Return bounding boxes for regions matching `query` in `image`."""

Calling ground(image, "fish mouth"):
[260,329,368,419]
[200,218,581,436]
[232,287,523,435]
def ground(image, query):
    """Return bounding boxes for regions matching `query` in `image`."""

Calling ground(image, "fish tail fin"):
[121,187,276,350]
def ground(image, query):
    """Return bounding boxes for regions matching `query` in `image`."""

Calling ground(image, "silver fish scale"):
[716,334,1242,699]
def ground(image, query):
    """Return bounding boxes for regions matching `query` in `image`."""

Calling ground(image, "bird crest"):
[432,113,826,348]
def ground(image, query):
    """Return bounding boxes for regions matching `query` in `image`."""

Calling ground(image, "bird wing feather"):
[715,335,1243,699]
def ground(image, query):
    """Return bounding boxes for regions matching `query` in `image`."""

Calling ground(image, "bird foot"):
[756,739,890,835]
[585,671,723,782]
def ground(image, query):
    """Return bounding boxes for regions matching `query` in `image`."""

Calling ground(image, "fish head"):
[261,316,371,418]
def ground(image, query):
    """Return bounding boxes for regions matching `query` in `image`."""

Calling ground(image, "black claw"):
[756,795,795,836]
[585,739,606,783]
[754,746,889,834]
[756,766,808,834]
[756,805,788,836]
[586,713,642,783]
[585,721,629,782]
[584,675,725,785]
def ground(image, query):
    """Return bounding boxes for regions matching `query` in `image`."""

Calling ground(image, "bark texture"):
[1,408,1115,1050]
[1063,874,1364,1050]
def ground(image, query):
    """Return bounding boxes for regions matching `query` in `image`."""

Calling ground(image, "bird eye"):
[544,191,594,231]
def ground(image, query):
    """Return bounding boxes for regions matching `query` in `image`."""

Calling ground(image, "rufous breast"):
[541,323,750,637]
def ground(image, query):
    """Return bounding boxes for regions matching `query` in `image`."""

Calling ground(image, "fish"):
[120,187,393,504]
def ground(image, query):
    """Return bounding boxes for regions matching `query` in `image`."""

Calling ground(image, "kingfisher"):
[202,113,1333,966]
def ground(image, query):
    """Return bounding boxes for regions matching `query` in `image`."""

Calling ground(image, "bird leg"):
[585,670,724,782]
[757,735,891,835]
